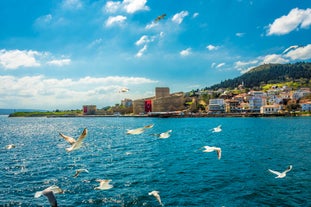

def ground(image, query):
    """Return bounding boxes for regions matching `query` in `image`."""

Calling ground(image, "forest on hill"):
[207,62,311,90]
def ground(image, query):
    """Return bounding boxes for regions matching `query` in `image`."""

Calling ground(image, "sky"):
[0,0,311,110]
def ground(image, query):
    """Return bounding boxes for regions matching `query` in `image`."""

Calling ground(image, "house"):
[300,102,311,112]
[249,96,266,112]
[208,99,225,112]
[83,105,96,115]
[260,104,281,114]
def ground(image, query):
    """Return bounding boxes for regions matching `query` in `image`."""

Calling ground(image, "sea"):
[0,115,310,207]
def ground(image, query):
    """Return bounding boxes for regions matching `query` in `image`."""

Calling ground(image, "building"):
[225,99,240,113]
[83,105,96,115]
[208,99,225,112]
[121,98,133,107]
[260,104,281,114]
[301,102,311,112]
[155,87,170,98]
[249,96,266,112]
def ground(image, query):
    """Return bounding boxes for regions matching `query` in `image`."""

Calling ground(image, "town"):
[82,85,311,117]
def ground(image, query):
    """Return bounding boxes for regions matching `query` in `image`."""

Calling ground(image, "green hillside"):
[208,62,311,90]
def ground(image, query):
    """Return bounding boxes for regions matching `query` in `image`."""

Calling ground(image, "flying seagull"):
[34,185,63,198]
[268,165,292,178]
[153,130,172,139]
[202,146,222,160]
[42,190,58,207]
[59,128,88,152]
[5,144,16,149]
[126,127,145,135]
[148,190,163,206]
[73,168,89,178]
[211,125,222,133]
[119,87,129,93]
[154,14,166,22]
[94,179,113,190]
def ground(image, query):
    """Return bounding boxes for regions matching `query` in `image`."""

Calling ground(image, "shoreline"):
[7,112,311,118]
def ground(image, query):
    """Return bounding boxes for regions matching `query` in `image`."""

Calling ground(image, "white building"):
[208,99,225,112]
[260,104,281,114]
[301,102,311,112]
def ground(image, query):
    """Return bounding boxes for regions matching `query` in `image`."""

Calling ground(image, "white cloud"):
[47,59,71,66]
[180,48,191,56]
[192,12,199,18]
[206,44,219,51]
[145,21,158,29]
[172,11,189,24]
[234,60,259,73]
[0,75,158,109]
[267,8,311,35]
[282,45,299,54]
[216,63,225,68]
[105,15,127,27]
[236,32,245,37]
[135,35,150,46]
[136,45,147,57]
[0,49,41,69]
[261,54,289,64]
[284,44,311,60]
[62,0,83,10]
[104,1,122,13]
[123,0,149,14]
[104,0,149,14]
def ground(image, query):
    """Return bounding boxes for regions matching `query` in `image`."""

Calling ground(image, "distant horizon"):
[1,1,311,110]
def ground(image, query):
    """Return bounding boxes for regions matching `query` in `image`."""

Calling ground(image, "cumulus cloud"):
[206,44,219,51]
[0,75,158,109]
[135,45,147,57]
[172,11,189,24]
[0,49,41,69]
[267,8,311,35]
[284,44,311,60]
[62,0,83,10]
[104,0,149,14]
[47,59,71,66]
[105,15,127,27]
[180,48,191,56]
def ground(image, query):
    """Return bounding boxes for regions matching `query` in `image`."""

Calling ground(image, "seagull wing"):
[283,165,292,173]
[59,133,76,145]
[42,190,58,207]
[215,148,222,159]
[268,169,281,176]
[76,128,88,143]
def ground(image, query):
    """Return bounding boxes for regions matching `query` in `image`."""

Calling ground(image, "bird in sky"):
[154,14,166,22]
[94,179,113,190]
[59,128,88,152]
[73,168,89,178]
[268,165,292,178]
[148,190,164,206]
[119,87,129,93]
[202,146,222,160]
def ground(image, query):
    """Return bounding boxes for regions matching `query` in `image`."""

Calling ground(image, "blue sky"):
[0,0,311,110]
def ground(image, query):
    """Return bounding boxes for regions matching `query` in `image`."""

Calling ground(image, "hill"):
[207,62,311,90]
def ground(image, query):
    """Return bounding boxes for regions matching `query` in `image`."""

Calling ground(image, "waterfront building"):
[83,105,97,115]
[121,98,133,107]
[260,104,281,114]
[249,96,266,112]
[225,99,240,113]
[300,101,311,112]
[208,99,225,112]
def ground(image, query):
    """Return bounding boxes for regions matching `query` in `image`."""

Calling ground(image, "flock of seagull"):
[5,122,293,206]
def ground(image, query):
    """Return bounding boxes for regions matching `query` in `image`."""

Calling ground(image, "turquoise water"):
[0,115,310,206]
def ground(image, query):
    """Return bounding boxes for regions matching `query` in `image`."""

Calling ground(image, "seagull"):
[119,87,129,93]
[144,124,154,128]
[154,14,166,22]
[59,128,88,152]
[202,146,222,160]
[5,144,16,149]
[153,130,172,139]
[73,168,89,178]
[211,125,222,133]
[126,127,145,135]
[42,190,58,207]
[149,190,163,206]
[268,165,292,178]
[94,179,113,190]
[34,185,63,198]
